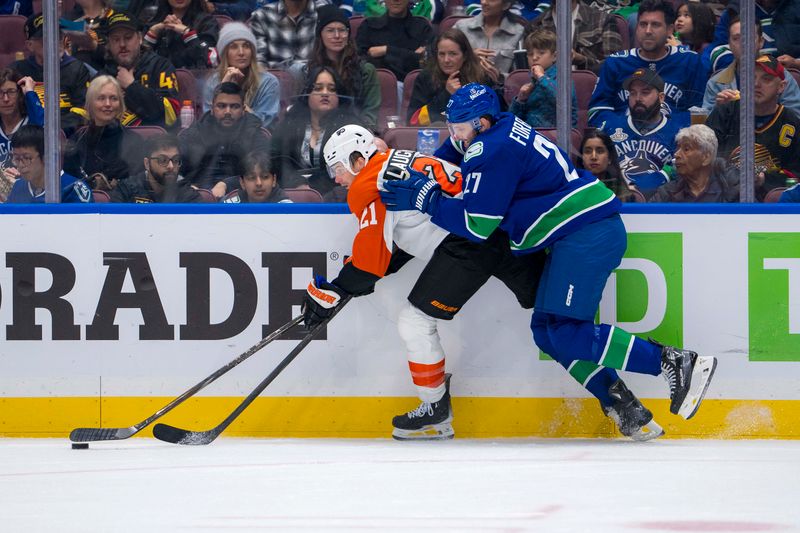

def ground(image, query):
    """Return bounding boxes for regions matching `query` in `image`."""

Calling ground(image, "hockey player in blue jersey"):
[588,0,706,128]
[380,83,717,426]
[599,69,688,193]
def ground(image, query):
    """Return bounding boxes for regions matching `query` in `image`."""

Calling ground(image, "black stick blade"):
[152,423,218,445]
[69,426,136,442]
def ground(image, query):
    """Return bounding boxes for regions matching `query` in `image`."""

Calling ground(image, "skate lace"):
[408,402,434,419]
[661,352,676,396]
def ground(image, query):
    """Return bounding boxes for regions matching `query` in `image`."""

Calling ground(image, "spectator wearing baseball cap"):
[706,54,800,201]
[98,11,181,128]
[596,67,688,195]
[9,13,92,135]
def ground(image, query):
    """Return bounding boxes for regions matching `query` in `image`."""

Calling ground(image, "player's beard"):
[631,100,661,122]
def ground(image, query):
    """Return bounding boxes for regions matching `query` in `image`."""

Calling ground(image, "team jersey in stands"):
[6,172,93,203]
[432,113,620,254]
[101,51,180,128]
[588,46,706,127]
[333,149,462,295]
[599,112,687,192]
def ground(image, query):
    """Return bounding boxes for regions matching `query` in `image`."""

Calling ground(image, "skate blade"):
[392,423,454,441]
[678,356,717,420]
[629,420,665,442]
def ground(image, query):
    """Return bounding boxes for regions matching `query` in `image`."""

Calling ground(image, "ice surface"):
[1,438,798,532]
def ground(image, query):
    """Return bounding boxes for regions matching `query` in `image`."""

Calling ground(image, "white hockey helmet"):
[323,124,378,178]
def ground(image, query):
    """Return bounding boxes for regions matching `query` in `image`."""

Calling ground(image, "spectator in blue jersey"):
[649,124,739,203]
[526,0,624,74]
[706,55,800,201]
[598,68,686,194]
[454,0,527,77]
[588,0,706,128]
[0,0,31,16]
[578,129,639,203]
[111,134,203,203]
[509,29,576,129]
[6,125,94,204]
[380,83,718,438]
[222,151,292,203]
[780,181,800,202]
[702,18,800,115]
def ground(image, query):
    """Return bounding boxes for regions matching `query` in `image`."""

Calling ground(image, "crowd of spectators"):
[1,0,800,204]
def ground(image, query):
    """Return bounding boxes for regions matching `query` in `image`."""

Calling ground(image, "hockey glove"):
[303,275,349,328]
[379,168,441,215]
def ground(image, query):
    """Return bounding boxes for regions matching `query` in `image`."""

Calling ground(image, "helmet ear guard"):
[323,124,378,177]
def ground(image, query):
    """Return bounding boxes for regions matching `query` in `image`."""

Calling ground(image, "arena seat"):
[267,68,297,121]
[763,187,787,203]
[175,68,202,120]
[349,16,365,41]
[402,69,421,123]
[572,69,598,132]
[92,189,111,202]
[382,126,449,151]
[283,186,323,203]
[196,188,217,202]
[611,14,630,51]
[0,15,26,68]
[503,69,530,105]
[128,126,168,141]
[438,15,469,35]
[375,68,399,132]
[214,14,233,28]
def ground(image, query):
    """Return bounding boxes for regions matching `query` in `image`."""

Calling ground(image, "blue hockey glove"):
[379,168,441,215]
[302,275,348,328]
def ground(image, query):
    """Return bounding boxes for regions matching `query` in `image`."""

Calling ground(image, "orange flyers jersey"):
[345,149,463,279]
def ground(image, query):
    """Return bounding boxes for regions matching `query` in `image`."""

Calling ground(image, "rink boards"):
[1,203,799,439]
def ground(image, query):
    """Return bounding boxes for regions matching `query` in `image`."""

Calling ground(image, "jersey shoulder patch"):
[463,141,484,163]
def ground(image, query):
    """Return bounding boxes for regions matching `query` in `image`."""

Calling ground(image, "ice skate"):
[656,342,717,420]
[392,373,454,440]
[602,379,664,441]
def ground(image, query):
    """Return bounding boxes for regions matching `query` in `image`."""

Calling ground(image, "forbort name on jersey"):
[509,117,532,147]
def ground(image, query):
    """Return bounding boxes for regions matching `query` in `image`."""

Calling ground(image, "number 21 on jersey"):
[360,202,378,229]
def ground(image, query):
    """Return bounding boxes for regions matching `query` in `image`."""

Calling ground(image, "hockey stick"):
[69,314,304,443]
[152,296,352,445]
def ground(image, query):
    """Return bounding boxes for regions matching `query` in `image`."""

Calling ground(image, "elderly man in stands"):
[649,124,739,203]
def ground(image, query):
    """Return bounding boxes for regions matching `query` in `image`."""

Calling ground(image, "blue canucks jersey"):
[7,172,94,203]
[432,113,620,254]
[588,46,706,127]
[599,112,688,192]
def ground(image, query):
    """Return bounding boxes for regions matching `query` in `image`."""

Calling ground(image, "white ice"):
[1,438,798,532]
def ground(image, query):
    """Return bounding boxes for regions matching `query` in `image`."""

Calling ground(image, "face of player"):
[437,38,464,76]
[321,22,349,56]
[627,80,663,122]
[91,82,122,126]
[728,22,764,61]
[108,28,142,69]
[636,10,672,54]
[385,0,409,17]
[226,40,253,71]
[212,93,244,127]
[527,47,556,71]
[328,156,365,189]
[240,164,277,202]
[308,71,339,114]
[754,68,785,107]
[674,5,692,38]
[447,120,480,147]
[674,139,710,178]
[0,80,21,119]
[145,146,181,185]
[582,137,610,176]
[11,145,43,183]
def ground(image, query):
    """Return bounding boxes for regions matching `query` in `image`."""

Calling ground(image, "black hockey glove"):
[302,275,349,328]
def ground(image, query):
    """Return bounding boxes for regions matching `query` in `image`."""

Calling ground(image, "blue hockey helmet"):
[445,83,500,125]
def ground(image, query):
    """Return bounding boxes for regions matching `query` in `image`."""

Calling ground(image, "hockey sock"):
[542,314,662,376]
[398,303,446,403]
[532,310,619,406]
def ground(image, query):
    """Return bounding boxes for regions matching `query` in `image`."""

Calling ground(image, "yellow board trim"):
[1,397,799,439]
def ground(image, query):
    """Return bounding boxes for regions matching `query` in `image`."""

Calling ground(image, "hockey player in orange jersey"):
[302,124,664,441]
